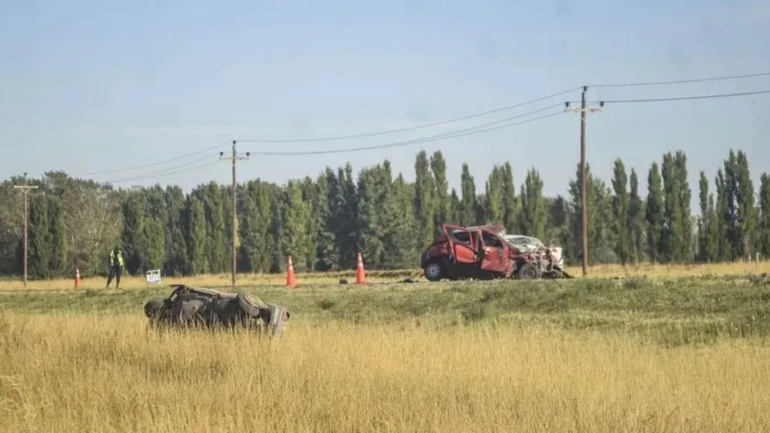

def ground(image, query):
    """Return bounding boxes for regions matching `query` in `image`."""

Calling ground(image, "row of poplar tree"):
[0,148,768,279]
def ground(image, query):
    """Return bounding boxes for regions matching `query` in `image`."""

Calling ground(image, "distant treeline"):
[0,148,768,279]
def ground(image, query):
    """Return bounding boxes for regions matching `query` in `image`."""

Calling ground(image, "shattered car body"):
[420,223,572,281]
[502,235,563,267]
[143,284,290,336]
[501,234,571,279]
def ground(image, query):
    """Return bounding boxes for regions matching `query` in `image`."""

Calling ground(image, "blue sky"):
[1,0,769,213]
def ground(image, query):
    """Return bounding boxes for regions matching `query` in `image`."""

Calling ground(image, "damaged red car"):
[419,223,572,282]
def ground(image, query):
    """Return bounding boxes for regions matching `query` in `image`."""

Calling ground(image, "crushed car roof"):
[445,223,507,235]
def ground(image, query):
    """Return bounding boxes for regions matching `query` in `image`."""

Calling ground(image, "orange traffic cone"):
[356,252,366,284]
[74,268,81,288]
[286,255,296,288]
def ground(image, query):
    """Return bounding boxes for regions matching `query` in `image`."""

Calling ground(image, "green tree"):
[674,151,693,262]
[697,171,712,262]
[758,174,770,259]
[269,184,285,273]
[413,151,436,248]
[517,168,546,240]
[459,163,476,225]
[627,169,645,264]
[140,216,166,272]
[734,150,756,259]
[314,168,339,271]
[568,163,614,264]
[714,168,731,261]
[120,193,145,275]
[238,180,273,273]
[281,180,311,266]
[645,162,664,263]
[27,195,51,278]
[500,162,518,232]
[611,159,630,264]
[706,193,720,262]
[356,164,389,268]
[430,151,450,234]
[301,176,321,270]
[186,195,208,274]
[449,189,461,224]
[660,152,682,263]
[325,164,359,270]
[163,186,188,276]
[484,165,504,224]
[201,182,227,274]
[545,195,569,248]
[381,174,418,269]
[46,196,68,277]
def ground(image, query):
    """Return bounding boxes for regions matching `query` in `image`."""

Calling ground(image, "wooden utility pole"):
[565,87,604,277]
[220,141,250,288]
[13,175,38,288]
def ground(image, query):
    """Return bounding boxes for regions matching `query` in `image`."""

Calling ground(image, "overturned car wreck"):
[143,284,290,336]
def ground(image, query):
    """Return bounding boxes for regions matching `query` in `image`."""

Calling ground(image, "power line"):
[106,156,221,184]
[29,71,769,182]
[590,88,770,104]
[99,107,564,184]
[235,87,582,143]
[69,143,228,177]
[234,71,769,144]
[243,105,566,156]
[590,71,770,88]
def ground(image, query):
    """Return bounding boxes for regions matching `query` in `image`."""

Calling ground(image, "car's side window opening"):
[482,231,503,248]
[450,229,472,246]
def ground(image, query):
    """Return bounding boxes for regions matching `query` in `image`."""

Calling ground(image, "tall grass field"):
[1,264,770,432]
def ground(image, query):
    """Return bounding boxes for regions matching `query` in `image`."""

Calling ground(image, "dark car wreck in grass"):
[143,284,290,336]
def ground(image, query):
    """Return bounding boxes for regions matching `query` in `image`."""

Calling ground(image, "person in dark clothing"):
[106,246,125,289]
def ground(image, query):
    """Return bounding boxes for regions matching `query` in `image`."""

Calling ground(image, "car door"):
[480,230,509,273]
[442,224,479,264]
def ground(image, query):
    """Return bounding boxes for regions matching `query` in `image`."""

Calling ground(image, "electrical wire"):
[235,87,582,143]
[105,155,221,184]
[245,108,566,156]
[595,88,770,103]
[52,70,770,178]
[69,142,228,177]
[107,160,221,185]
[232,71,769,145]
[589,71,770,88]
[241,84,769,157]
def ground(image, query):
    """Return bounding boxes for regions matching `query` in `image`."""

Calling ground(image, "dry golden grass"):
[566,259,770,279]
[1,312,769,432]
[0,269,423,292]
[0,260,768,292]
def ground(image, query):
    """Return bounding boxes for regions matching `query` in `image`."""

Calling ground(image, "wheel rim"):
[521,265,539,279]
[425,263,442,279]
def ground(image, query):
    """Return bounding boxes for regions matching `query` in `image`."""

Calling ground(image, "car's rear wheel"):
[424,260,445,282]
[517,262,542,279]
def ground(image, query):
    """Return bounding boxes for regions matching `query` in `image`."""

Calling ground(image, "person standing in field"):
[106,246,125,289]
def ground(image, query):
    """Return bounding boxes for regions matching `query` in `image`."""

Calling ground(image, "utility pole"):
[565,87,604,277]
[12,174,38,288]
[220,140,250,289]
